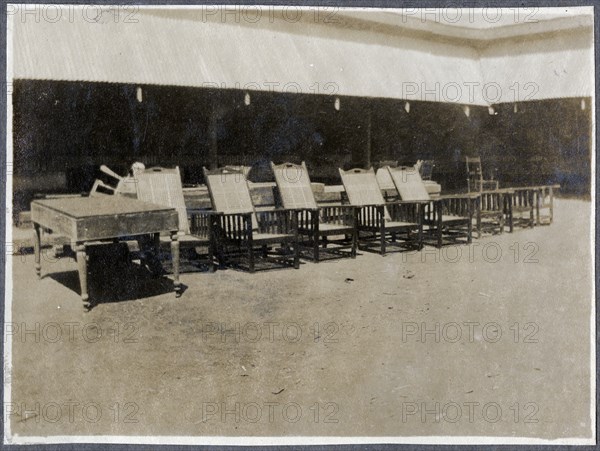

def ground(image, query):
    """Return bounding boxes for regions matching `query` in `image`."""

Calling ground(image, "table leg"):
[74,243,89,306]
[171,233,181,297]
[33,223,41,278]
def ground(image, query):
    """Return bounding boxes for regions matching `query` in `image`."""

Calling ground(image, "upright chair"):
[271,161,357,262]
[387,165,478,247]
[203,166,299,272]
[477,189,507,237]
[135,166,218,273]
[503,187,535,231]
[466,156,499,192]
[338,167,424,255]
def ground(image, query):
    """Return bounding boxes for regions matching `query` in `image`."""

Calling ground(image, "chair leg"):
[248,242,255,273]
[293,240,300,269]
[313,233,320,262]
[530,207,535,228]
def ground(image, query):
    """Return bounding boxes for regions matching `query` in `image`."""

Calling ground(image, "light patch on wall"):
[581,99,586,110]
[244,92,251,106]
[462,105,470,117]
[136,86,143,103]
[404,101,410,114]
[334,97,341,111]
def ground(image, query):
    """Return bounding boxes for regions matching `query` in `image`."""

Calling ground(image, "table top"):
[32,196,174,219]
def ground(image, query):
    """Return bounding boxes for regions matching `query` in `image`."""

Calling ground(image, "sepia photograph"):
[3,3,596,446]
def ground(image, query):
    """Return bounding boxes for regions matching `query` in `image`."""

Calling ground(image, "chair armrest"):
[319,205,357,226]
[256,209,298,235]
[211,212,253,240]
[385,201,424,224]
[434,195,477,218]
[295,208,320,232]
[356,204,385,228]
[189,210,222,240]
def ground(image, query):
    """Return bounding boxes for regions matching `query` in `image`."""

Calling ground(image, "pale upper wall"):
[9,6,594,106]
[479,28,594,103]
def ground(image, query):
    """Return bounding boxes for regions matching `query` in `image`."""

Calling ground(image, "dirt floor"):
[6,198,593,443]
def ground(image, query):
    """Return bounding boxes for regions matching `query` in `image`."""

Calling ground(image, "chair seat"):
[440,214,466,222]
[252,232,295,243]
[385,221,415,229]
[316,223,354,233]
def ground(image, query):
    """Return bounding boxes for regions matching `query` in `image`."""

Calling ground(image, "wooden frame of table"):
[30,196,180,310]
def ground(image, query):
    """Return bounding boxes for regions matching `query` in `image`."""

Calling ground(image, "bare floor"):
[7,198,593,442]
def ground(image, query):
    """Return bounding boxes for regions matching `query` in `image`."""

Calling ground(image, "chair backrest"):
[387,165,431,201]
[338,167,391,221]
[203,166,258,230]
[135,166,189,234]
[270,161,318,210]
[465,156,483,192]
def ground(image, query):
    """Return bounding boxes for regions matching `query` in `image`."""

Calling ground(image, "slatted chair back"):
[465,156,483,192]
[387,166,431,202]
[135,166,190,234]
[270,161,318,210]
[203,166,259,230]
[338,167,391,221]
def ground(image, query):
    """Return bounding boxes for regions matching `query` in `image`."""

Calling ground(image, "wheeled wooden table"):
[30,196,180,310]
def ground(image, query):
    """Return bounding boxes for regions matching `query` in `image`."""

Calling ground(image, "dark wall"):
[12,79,592,214]
[480,99,591,195]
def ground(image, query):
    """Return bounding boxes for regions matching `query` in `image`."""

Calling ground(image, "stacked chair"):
[338,167,424,255]
[270,162,357,262]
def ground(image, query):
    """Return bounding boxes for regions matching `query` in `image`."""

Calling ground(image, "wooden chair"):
[387,166,478,247]
[203,166,299,272]
[477,189,507,237]
[271,162,357,262]
[466,156,499,192]
[135,166,218,273]
[338,167,424,255]
[503,187,535,232]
